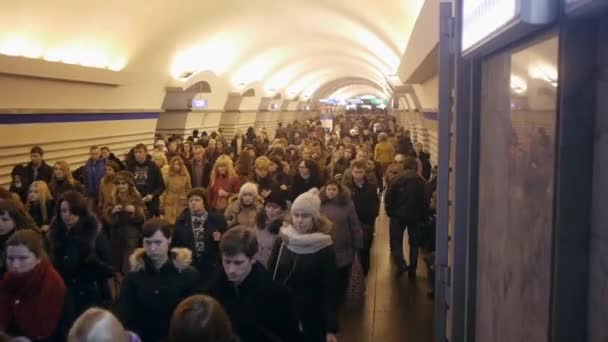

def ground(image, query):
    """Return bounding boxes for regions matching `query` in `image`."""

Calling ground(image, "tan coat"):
[161,171,191,224]
[103,189,146,226]
[224,195,263,229]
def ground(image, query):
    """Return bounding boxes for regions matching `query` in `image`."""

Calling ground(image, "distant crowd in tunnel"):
[0,113,437,342]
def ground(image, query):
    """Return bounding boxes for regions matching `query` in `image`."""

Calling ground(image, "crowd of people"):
[0,113,437,342]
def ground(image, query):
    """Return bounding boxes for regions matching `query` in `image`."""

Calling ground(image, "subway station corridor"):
[340,202,434,342]
[2,0,608,341]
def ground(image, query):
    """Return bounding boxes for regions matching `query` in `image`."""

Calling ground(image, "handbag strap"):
[272,242,285,281]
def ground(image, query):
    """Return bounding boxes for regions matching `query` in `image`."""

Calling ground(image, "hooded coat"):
[319,185,363,267]
[103,187,146,274]
[268,223,338,342]
[116,248,199,342]
[48,215,114,316]
[224,195,264,229]
[205,262,301,342]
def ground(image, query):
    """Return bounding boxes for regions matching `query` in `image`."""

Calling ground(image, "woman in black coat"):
[289,159,324,201]
[268,189,338,342]
[48,191,114,317]
[116,219,199,342]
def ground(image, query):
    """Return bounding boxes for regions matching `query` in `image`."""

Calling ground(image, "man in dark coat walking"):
[127,144,165,217]
[385,157,429,279]
[345,160,380,276]
[24,146,54,188]
[205,227,301,342]
[172,188,227,284]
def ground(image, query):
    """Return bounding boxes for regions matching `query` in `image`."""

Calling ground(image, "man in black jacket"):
[24,146,54,187]
[205,227,301,342]
[127,144,166,217]
[345,160,380,276]
[100,146,125,170]
[385,157,429,279]
[172,188,227,285]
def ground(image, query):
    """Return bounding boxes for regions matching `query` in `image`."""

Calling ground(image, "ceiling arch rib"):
[312,77,388,101]
[234,45,392,94]
[0,0,426,112]
[285,66,387,98]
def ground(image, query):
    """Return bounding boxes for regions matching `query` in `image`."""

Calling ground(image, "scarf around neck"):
[0,258,66,340]
[280,225,332,254]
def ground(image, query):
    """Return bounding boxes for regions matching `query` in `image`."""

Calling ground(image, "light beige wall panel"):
[0,75,164,110]
[413,74,439,111]
[219,112,257,141]
[0,118,156,186]
[240,96,262,111]
[156,111,189,136]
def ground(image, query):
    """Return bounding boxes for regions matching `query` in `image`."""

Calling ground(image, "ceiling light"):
[510,74,527,94]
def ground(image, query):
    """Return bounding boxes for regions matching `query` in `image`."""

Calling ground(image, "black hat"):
[264,190,289,210]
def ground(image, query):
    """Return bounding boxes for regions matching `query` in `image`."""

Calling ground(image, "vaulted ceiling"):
[0,0,425,102]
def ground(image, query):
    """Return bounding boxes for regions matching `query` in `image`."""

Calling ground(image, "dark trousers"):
[389,218,421,271]
[336,265,351,310]
[359,223,375,276]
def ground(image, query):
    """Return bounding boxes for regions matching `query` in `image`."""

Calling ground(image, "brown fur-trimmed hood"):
[129,247,193,273]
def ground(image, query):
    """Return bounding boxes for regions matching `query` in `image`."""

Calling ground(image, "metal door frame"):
[436,2,454,341]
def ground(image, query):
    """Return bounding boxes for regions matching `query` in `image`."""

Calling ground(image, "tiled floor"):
[339,212,435,342]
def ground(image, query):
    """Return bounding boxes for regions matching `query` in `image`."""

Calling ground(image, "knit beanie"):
[239,182,259,197]
[291,188,321,219]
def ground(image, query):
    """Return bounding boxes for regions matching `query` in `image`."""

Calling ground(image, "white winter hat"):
[291,188,321,218]
[239,182,259,197]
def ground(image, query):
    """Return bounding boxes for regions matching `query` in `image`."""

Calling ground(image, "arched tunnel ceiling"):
[0,0,425,103]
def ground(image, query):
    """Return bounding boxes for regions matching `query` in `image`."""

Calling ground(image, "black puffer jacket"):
[205,263,301,342]
[385,170,429,223]
[48,215,114,315]
[116,248,199,342]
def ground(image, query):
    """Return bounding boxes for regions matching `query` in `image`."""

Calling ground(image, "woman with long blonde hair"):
[161,156,191,224]
[207,155,240,213]
[26,180,54,231]
[49,160,84,204]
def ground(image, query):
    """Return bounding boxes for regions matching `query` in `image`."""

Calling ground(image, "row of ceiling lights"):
[0,37,125,71]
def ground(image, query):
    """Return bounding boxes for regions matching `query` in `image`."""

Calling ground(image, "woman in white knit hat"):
[268,188,339,342]
[224,182,264,229]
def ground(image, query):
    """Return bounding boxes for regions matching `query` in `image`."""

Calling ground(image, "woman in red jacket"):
[0,229,68,341]
[207,155,240,214]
